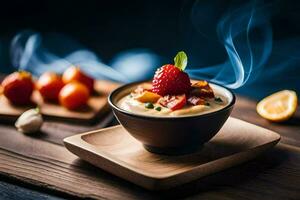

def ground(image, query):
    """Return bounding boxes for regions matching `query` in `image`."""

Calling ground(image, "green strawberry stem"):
[174,51,187,71]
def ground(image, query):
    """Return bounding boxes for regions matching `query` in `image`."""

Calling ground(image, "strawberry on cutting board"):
[152,51,191,96]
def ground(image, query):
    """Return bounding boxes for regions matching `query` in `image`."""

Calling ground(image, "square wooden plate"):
[63,117,280,190]
[0,80,119,123]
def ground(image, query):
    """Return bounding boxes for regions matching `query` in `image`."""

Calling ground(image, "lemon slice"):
[256,90,298,122]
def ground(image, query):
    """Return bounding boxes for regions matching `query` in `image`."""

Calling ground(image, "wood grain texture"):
[0,138,299,200]
[0,97,298,199]
[0,80,119,123]
[0,130,152,200]
[64,118,280,190]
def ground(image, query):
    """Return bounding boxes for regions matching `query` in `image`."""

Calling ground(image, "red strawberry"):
[152,51,191,96]
[152,65,191,96]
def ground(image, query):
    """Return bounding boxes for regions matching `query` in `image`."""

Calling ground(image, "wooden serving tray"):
[0,80,119,123]
[64,117,280,190]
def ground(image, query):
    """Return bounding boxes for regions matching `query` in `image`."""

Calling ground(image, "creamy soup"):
[117,84,232,117]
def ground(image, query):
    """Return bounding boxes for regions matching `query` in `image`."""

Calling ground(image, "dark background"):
[0,0,300,98]
[1,0,299,60]
[0,0,186,63]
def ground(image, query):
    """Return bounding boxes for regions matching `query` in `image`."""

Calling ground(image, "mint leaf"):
[174,51,188,71]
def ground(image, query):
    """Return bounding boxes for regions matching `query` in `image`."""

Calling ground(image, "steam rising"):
[187,0,273,89]
[9,1,273,89]
[10,31,128,82]
[10,31,160,83]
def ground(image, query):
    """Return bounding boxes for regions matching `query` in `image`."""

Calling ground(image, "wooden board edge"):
[63,118,282,190]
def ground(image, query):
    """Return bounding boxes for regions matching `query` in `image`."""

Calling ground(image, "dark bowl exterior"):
[109,81,235,155]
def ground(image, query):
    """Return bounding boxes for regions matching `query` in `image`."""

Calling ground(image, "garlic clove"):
[15,108,43,134]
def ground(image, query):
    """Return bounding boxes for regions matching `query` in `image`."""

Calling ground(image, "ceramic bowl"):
[108,81,235,155]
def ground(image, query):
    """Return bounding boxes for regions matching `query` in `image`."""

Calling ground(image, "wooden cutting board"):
[64,117,281,190]
[0,80,119,123]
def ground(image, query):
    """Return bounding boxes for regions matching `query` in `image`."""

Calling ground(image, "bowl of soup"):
[108,51,235,155]
[108,80,235,155]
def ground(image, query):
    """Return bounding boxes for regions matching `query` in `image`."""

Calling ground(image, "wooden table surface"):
[0,81,299,199]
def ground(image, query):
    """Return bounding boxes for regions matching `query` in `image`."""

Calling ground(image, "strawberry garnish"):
[152,51,191,96]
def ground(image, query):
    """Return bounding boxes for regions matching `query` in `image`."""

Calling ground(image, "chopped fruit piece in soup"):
[158,94,187,111]
[134,91,161,103]
[191,80,215,98]
[187,96,205,106]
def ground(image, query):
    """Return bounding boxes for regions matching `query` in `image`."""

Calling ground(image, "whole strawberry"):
[152,51,191,96]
